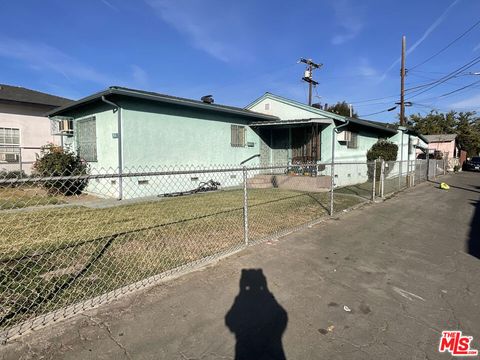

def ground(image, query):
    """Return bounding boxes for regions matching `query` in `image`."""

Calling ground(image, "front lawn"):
[0,188,363,332]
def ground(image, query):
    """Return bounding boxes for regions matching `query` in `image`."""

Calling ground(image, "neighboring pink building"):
[423,134,459,171]
[423,134,458,158]
[0,84,72,174]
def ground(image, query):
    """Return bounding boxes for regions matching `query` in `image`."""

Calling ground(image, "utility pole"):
[400,35,406,126]
[300,58,322,105]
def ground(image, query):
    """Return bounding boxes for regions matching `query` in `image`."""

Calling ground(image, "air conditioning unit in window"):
[0,153,19,163]
[58,119,74,134]
[337,130,352,142]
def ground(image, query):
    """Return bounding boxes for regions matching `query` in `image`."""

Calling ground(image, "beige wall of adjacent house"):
[0,112,59,173]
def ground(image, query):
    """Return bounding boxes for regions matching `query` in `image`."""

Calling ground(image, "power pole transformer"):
[299,58,322,106]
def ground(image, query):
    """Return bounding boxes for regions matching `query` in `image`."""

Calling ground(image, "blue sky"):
[1,0,480,122]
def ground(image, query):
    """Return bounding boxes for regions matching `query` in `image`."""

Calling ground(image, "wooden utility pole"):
[300,58,322,105]
[400,35,406,126]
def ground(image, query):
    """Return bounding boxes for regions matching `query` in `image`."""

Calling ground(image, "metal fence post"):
[329,161,334,216]
[242,166,249,246]
[18,148,23,178]
[433,159,436,179]
[380,159,385,198]
[413,158,416,186]
[372,160,376,201]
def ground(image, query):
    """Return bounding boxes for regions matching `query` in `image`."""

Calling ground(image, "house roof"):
[0,84,72,107]
[423,134,457,143]
[47,86,279,121]
[246,92,397,135]
[249,118,332,126]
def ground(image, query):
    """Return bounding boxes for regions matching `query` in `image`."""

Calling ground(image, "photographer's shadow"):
[225,269,288,360]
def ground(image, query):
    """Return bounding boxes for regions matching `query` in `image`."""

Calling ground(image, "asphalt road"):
[1,171,479,359]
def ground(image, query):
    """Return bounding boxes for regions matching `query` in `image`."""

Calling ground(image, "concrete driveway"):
[1,172,479,359]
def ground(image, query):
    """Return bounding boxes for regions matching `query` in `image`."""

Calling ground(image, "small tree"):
[33,144,89,195]
[326,101,358,118]
[366,140,398,180]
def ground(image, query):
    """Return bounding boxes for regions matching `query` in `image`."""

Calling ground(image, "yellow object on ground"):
[440,182,450,190]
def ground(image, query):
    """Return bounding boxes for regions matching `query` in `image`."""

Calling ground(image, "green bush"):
[367,140,398,181]
[367,140,398,162]
[33,144,89,195]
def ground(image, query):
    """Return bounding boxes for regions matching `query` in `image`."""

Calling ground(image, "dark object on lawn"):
[161,179,221,197]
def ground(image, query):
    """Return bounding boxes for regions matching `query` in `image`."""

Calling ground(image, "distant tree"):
[326,101,358,118]
[407,111,480,157]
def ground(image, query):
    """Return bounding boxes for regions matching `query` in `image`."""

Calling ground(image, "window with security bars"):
[347,132,358,149]
[231,125,246,147]
[76,117,97,161]
[0,127,20,162]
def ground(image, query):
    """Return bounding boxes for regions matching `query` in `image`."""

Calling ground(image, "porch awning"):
[249,118,332,127]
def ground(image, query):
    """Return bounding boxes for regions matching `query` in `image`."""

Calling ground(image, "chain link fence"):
[0,146,42,177]
[0,159,443,342]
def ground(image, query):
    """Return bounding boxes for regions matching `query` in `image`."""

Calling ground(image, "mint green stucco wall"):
[121,99,261,168]
[61,103,120,197]
[63,98,268,198]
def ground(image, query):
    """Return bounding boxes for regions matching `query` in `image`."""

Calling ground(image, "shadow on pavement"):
[225,269,288,360]
[469,200,480,259]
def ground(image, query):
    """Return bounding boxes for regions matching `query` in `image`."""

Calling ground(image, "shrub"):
[366,140,398,162]
[366,140,398,181]
[33,144,89,195]
[0,170,27,187]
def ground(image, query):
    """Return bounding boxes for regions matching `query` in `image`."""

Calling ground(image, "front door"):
[291,124,320,163]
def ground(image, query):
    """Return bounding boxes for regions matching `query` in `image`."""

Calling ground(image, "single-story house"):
[0,84,72,174]
[47,87,427,199]
[47,86,278,198]
[246,93,428,186]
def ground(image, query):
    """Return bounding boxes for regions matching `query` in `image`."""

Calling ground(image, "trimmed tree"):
[33,144,89,195]
[366,140,398,180]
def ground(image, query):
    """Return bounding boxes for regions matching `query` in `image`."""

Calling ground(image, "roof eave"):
[47,87,278,121]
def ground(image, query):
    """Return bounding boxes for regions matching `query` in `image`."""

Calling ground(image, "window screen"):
[0,127,20,147]
[76,117,97,161]
[347,132,358,149]
[231,125,246,147]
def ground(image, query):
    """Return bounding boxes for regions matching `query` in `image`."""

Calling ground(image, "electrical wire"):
[359,109,392,117]
[406,54,480,99]
[409,18,480,70]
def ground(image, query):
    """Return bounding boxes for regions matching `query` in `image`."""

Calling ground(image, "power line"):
[406,54,480,99]
[437,78,480,98]
[414,78,480,103]
[349,94,399,104]
[359,109,391,117]
[409,18,480,70]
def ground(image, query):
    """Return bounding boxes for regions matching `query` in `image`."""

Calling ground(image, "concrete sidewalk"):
[1,172,479,359]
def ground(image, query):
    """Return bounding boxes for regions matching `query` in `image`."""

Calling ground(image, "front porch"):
[248,119,332,190]
[251,119,331,166]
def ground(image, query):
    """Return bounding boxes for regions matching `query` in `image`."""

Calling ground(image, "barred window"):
[76,117,97,162]
[231,125,245,147]
[347,132,358,149]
